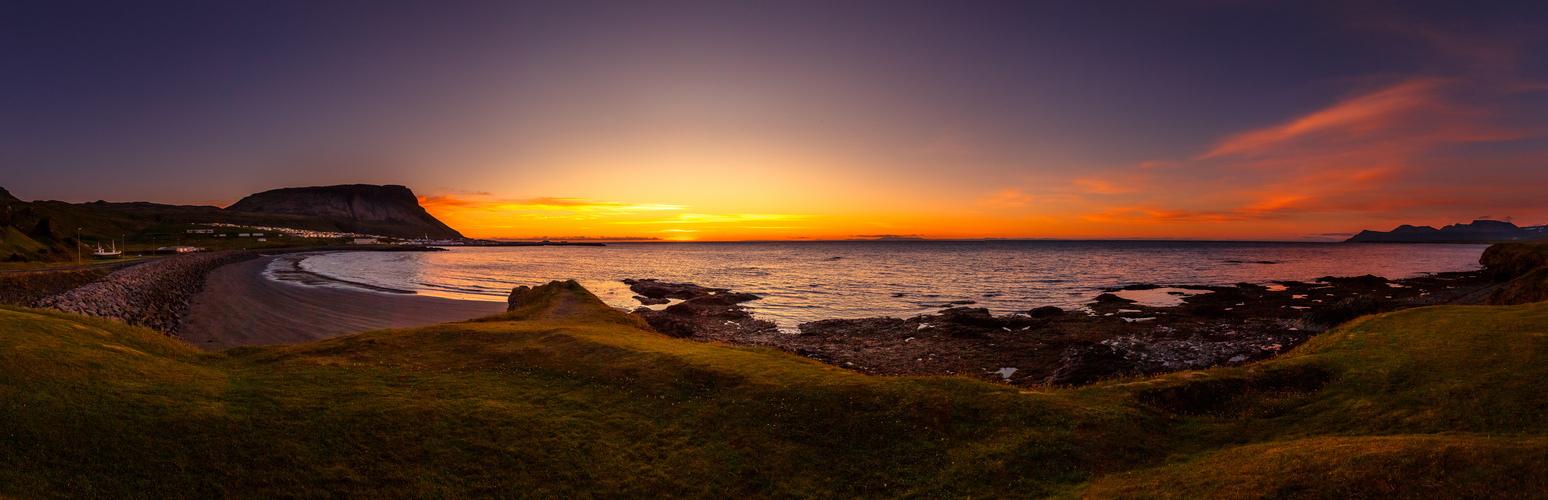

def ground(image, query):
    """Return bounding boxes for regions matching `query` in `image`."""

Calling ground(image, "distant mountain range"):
[1346,220,1548,243]
[0,184,463,262]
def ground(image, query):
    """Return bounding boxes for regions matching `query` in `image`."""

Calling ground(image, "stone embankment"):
[0,268,116,307]
[38,251,258,333]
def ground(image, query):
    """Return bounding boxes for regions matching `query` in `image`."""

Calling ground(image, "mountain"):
[0,184,464,262]
[225,184,462,239]
[1347,220,1548,243]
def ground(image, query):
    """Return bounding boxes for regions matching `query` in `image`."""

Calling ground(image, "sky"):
[3,1,1547,241]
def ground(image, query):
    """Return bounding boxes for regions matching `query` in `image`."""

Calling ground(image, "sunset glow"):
[5,2,1547,241]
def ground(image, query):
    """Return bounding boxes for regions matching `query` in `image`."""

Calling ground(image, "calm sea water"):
[280,241,1488,330]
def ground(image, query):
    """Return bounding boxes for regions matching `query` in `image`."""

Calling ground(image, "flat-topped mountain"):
[226,184,462,239]
[0,183,464,262]
[1347,219,1548,243]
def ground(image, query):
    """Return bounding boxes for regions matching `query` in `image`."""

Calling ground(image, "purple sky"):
[4,1,1546,239]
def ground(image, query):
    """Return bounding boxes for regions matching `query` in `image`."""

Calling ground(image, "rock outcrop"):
[619,270,1497,387]
[624,279,778,341]
[1480,242,1548,305]
[225,184,462,239]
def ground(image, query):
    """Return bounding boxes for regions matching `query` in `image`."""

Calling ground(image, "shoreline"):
[175,255,506,350]
[620,270,1503,386]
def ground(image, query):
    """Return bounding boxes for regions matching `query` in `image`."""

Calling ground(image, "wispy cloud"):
[420,195,686,213]
[976,188,1036,208]
[608,213,812,224]
[980,70,1548,232]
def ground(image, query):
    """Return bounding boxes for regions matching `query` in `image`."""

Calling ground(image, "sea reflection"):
[290,241,1487,330]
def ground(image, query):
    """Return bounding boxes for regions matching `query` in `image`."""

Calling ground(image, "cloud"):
[1073,178,1139,194]
[1059,76,1548,226]
[1080,207,1252,224]
[977,188,1036,207]
[419,195,686,213]
[608,213,812,224]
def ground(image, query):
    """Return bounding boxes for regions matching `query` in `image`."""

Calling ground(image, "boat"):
[93,242,122,259]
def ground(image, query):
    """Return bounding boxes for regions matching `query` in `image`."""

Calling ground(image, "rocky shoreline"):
[37,251,261,333]
[20,245,445,335]
[0,266,127,307]
[616,271,1500,387]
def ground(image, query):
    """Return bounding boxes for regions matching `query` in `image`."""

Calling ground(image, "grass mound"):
[1086,435,1548,499]
[4,280,1548,497]
[0,282,1163,498]
[1481,242,1548,305]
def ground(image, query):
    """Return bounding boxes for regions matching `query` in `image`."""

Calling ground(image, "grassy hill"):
[3,280,1547,498]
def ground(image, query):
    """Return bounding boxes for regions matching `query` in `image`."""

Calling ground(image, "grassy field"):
[2,280,1546,498]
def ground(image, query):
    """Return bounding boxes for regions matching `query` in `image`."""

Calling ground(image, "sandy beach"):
[177,255,508,350]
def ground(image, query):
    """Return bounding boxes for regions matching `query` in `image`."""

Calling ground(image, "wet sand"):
[177,256,508,350]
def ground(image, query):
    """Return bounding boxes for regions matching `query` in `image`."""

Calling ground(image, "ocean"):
[273,241,1488,331]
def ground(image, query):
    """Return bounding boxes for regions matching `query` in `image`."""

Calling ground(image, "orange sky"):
[9,3,1547,241]
[422,76,1548,241]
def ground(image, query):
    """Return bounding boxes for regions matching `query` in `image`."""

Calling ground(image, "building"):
[353,238,379,245]
[157,246,202,254]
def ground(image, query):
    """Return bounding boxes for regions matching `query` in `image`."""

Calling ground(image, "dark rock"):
[633,295,670,305]
[1044,343,1137,386]
[1027,305,1065,318]
[28,216,60,241]
[624,278,734,300]
[937,307,1002,328]
[1303,295,1382,328]
[798,317,908,337]
[1094,293,1136,304]
[629,280,777,341]
[1317,274,1388,287]
[507,285,532,311]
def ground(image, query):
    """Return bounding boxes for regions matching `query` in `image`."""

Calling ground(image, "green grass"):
[3,280,1548,498]
[127,223,348,253]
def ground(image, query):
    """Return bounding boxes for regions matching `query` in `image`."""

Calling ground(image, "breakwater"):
[0,268,116,307]
[38,251,259,333]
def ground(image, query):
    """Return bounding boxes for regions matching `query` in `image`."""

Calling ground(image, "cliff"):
[225,184,462,239]
[0,186,20,203]
[1479,242,1548,305]
[1346,219,1548,243]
